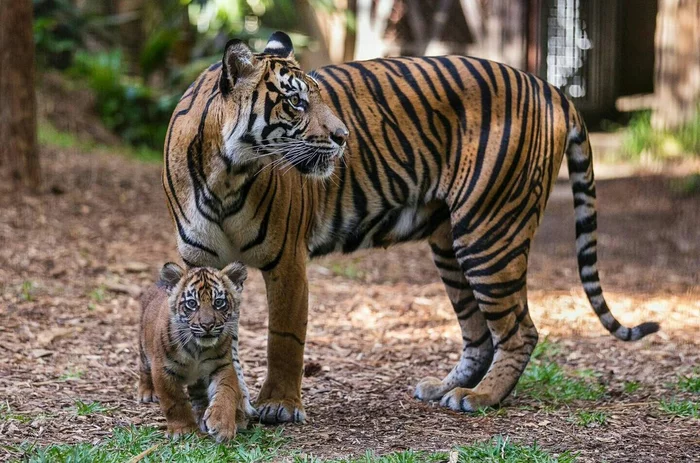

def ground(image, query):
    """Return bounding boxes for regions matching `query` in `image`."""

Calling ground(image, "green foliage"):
[33,0,85,69]
[676,370,700,394]
[574,410,608,427]
[453,437,578,463]
[623,381,641,394]
[514,339,606,404]
[1,402,31,424]
[73,400,110,417]
[622,110,700,160]
[658,398,699,418]
[70,50,179,151]
[19,425,286,463]
[20,281,36,302]
[59,370,84,382]
[296,437,575,463]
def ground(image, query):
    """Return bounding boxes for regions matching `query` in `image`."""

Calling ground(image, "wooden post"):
[0,0,40,189]
[652,0,700,130]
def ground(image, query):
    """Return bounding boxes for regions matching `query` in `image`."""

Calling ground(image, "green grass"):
[658,398,699,419]
[88,285,107,303]
[621,110,700,160]
[677,370,700,394]
[73,400,110,417]
[329,259,365,280]
[20,281,35,302]
[295,437,576,463]
[623,381,641,394]
[574,410,608,427]
[13,427,577,463]
[15,426,286,463]
[513,339,605,405]
[38,121,162,163]
[0,402,31,424]
[59,370,84,381]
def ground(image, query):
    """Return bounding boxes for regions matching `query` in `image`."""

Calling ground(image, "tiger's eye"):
[289,94,300,107]
[214,298,227,310]
[185,299,198,310]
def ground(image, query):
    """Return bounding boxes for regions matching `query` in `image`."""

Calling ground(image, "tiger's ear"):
[221,261,247,291]
[264,31,294,59]
[158,262,184,292]
[220,39,257,96]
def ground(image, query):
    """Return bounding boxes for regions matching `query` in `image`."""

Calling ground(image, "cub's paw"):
[203,404,238,442]
[166,422,198,440]
[439,387,490,412]
[414,376,448,402]
[256,398,305,424]
[137,386,158,403]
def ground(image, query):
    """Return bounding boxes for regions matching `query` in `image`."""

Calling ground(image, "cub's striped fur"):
[163,31,659,422]
[138,262,253,440]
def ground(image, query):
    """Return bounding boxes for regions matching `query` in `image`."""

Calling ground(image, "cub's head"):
[219,31,348,178]
[158,262,247,348]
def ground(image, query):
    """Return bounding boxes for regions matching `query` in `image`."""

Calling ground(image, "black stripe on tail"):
[566,119,659,341]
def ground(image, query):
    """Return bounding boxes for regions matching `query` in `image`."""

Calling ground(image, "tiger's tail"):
[565,117,659,341]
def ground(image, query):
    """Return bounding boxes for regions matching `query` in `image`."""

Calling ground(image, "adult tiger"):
[163,31,658,424]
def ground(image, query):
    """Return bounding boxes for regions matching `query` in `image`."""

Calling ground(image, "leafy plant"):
[677,370,700,394]
[73,400,110,416]
[70,50,179,151]
[574,410,608,427]
[622,110,700,160]
[658,398,699,418]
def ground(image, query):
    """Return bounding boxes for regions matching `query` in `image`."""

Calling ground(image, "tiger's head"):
[158,262,248,348]
[219,31,348,178]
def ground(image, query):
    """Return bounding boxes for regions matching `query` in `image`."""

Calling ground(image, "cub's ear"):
[221,261,247,290]
[263,31,294,59]
[158,262,184,292]
[220,39,257,95]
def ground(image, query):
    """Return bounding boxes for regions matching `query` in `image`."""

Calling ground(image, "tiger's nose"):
[200,321,215,333]
[330,127,348,147]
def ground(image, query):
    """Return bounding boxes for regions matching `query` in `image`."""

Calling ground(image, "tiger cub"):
[138,262,251,441]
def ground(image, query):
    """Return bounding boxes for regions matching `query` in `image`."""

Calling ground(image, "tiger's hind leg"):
[414,222,494,402]
[440,235,538,412]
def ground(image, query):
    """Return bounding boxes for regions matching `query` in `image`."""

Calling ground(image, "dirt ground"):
[0,146,698,462]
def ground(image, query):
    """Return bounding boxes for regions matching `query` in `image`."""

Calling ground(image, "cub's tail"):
[565,118,659,341]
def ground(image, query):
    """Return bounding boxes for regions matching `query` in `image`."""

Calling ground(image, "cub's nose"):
[330,127,348,147]
[200,321,215,333]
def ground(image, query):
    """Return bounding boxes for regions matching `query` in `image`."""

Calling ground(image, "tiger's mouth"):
[193,333,220,347]
[291,148,340,178]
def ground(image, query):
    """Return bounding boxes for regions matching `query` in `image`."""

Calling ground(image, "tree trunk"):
[652,0,700,130]
[0,0,40,188]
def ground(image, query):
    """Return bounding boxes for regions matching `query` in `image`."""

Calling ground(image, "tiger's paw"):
[414,376,448,402]
[256,398,306,424]
[138,386,158,403]
[166,421,198,440]
[203,403,238,442]
[440,387,491,412]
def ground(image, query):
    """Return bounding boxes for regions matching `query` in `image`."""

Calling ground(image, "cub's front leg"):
[151,362,197,439]
[257,259,308,424]
[203,364,245,442]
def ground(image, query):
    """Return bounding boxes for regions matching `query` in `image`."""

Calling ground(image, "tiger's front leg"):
[256,258,308,424]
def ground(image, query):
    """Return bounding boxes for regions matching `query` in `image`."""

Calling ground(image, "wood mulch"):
[1,146,698,462]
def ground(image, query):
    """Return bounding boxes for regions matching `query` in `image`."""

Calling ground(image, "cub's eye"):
[214,298,227,310]
[185,299,198,310]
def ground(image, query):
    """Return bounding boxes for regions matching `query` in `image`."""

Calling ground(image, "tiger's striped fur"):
[163,32,659,422]
[138,262,254,440]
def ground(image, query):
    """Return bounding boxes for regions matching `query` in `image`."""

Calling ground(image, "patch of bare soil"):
[1,147,698,462]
